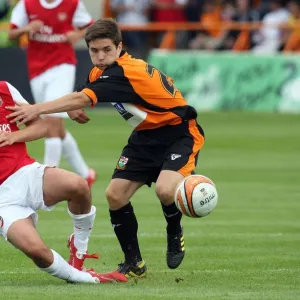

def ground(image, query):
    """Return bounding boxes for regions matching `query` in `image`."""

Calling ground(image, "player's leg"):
[156,170,185,269]
[62,131,97,187]
[43,115,64,166]
[156,120,205,269]
[104,130,169,279]
[105,178,146,278]
[6,216,101,283]
[23,163,97,270]
[30,71,63,167]
[44,64,96,186]
[40,166,97,270]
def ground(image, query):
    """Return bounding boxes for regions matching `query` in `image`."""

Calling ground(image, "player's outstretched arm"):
[8,20,44,40]
[9,0,44,40]
[0,117,46,147]
[6,92,92,125]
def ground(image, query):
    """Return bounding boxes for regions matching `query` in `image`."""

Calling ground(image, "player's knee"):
[155,184,174,204]
[70,176,90,199]
[105,186,126,209]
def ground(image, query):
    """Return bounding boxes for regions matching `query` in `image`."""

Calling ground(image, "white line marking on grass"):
[155,268,300,274]
[0,270,39,274]
[44,232,286,240]
[0,268,299,275]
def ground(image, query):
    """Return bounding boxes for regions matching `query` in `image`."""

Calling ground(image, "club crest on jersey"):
[116,156,128,170]
[0,217,3,228]
[58,12,67,21]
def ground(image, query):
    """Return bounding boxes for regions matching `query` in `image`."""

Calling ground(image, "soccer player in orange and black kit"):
[6,18,205,281]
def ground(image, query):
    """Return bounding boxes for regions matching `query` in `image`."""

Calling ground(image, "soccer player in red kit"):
[8,0,97,187]
[0,81,127,283]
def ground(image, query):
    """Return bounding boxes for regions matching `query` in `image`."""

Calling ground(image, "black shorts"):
[112,119,205,186]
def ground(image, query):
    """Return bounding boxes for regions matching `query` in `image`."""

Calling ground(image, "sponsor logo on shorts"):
[116,156,128,170]
[0,217,4,228]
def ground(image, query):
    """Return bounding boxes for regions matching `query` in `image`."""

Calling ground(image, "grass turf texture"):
[0,110,299,300]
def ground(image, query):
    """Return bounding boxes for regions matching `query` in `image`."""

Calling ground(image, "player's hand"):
[6,102,39,125]
[68,109,90,124]
[65,31,81,45]
[26,20,44,34]
[0,131,15,148]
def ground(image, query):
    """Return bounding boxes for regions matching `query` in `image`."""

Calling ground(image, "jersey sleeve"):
[81,68,142,106]
[79,64,141,105]
[10,0,29,29]
[72,0,93,29]
[6,82,29,104]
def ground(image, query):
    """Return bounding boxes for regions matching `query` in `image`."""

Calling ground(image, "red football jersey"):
[10,0,93,79]
[0,81,35,185]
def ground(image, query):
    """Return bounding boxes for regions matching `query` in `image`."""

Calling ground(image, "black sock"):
[109,202,142,265]
[161,202,182,235]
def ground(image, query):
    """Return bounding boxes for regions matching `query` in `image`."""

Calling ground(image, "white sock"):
[62,132,89,178]
[44,138,63,166]
[40,249,97,283]
[68,205,96,253]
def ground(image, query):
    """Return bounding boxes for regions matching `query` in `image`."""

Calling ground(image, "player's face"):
[88,39,122,70]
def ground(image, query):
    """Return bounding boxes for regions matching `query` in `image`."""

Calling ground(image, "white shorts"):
[30,63,76,118]
[0,162,55,240]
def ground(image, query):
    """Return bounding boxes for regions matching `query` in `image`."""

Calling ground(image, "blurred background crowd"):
[106,0,300,57]
[1,0,300,58]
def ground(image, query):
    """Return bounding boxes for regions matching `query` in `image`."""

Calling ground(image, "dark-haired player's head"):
[85,18,123,70]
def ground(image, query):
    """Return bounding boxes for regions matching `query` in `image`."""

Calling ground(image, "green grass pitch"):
[0,109,299,300]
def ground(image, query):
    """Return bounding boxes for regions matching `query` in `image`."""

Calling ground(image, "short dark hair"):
[85,18,122,47]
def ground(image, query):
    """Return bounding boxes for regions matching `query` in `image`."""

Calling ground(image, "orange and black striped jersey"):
[80,51,197,131]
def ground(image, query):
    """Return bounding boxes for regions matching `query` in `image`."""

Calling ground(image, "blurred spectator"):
[226,0,260,50]
[0,0,16,47]
[152,0,189,48]
[252,0,290,53]
[185,0,204,22]
[283,0,300,51]
[152,0,188,22]
[103,0,114,18]
[0,0,10,19]
[111,0,151,58]
[184,0,204,44]
[254,0,272,18]
[188,0,235,50]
